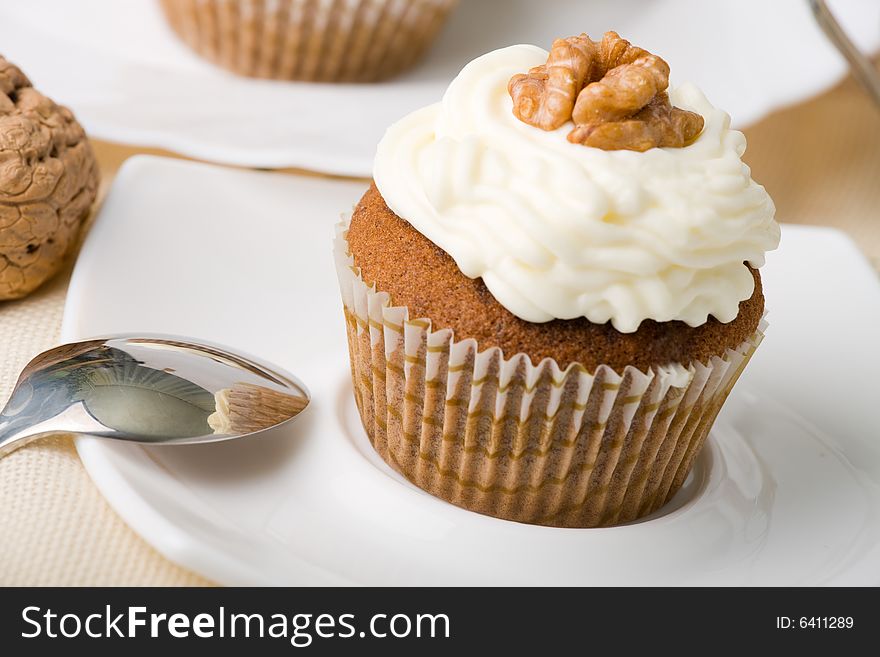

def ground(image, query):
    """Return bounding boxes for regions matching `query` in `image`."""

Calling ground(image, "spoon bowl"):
[0,335,310,458]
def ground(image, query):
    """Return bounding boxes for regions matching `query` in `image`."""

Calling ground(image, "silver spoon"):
[0,335,310,458]
[808,0,880,110]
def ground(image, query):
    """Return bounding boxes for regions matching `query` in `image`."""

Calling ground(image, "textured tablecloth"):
[1,73,878,586]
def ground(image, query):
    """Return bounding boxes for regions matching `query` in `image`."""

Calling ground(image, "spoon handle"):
[0,376,62,458]
[0,375,100,458]
[0,401,106,458]
[0,383,82,458]
[0,421,48,458]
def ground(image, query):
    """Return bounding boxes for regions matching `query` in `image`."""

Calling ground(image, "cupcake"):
[334,32,780,527]
[158,0,459,82]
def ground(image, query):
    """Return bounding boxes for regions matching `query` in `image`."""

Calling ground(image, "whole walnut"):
[0,55,99,300]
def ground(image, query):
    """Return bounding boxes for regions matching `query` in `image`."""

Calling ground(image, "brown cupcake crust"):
[347,184,764,372]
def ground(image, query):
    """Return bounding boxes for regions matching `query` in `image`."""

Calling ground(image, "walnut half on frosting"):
[508,32,704,151]
[0,55,99,300]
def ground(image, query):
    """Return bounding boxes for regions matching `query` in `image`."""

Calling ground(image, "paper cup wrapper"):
[159,0,458,82]
[333,224,766,527]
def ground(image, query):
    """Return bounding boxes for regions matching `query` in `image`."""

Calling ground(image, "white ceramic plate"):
[60,156,880,585]
[2,0,878,175]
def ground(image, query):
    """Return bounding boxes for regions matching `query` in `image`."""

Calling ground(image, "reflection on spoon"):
[208,382,309,435]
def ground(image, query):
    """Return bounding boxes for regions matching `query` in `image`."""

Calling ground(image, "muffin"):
[158,0,458,82]
[334,33,780,527]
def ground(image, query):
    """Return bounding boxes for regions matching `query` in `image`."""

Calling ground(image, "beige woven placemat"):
[1,73,877,586]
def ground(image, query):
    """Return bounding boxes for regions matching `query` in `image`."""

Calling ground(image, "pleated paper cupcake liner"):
[334,223,766,527]
[159,0,458,82]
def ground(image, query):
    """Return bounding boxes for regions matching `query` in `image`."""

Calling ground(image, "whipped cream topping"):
[373,45,780,333]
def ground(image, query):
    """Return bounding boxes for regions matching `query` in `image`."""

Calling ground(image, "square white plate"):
[61,156,880,585]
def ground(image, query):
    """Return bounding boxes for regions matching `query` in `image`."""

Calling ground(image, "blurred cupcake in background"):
[158,0,459,82]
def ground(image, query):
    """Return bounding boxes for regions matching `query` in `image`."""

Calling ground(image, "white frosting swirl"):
[373,45,780,333]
